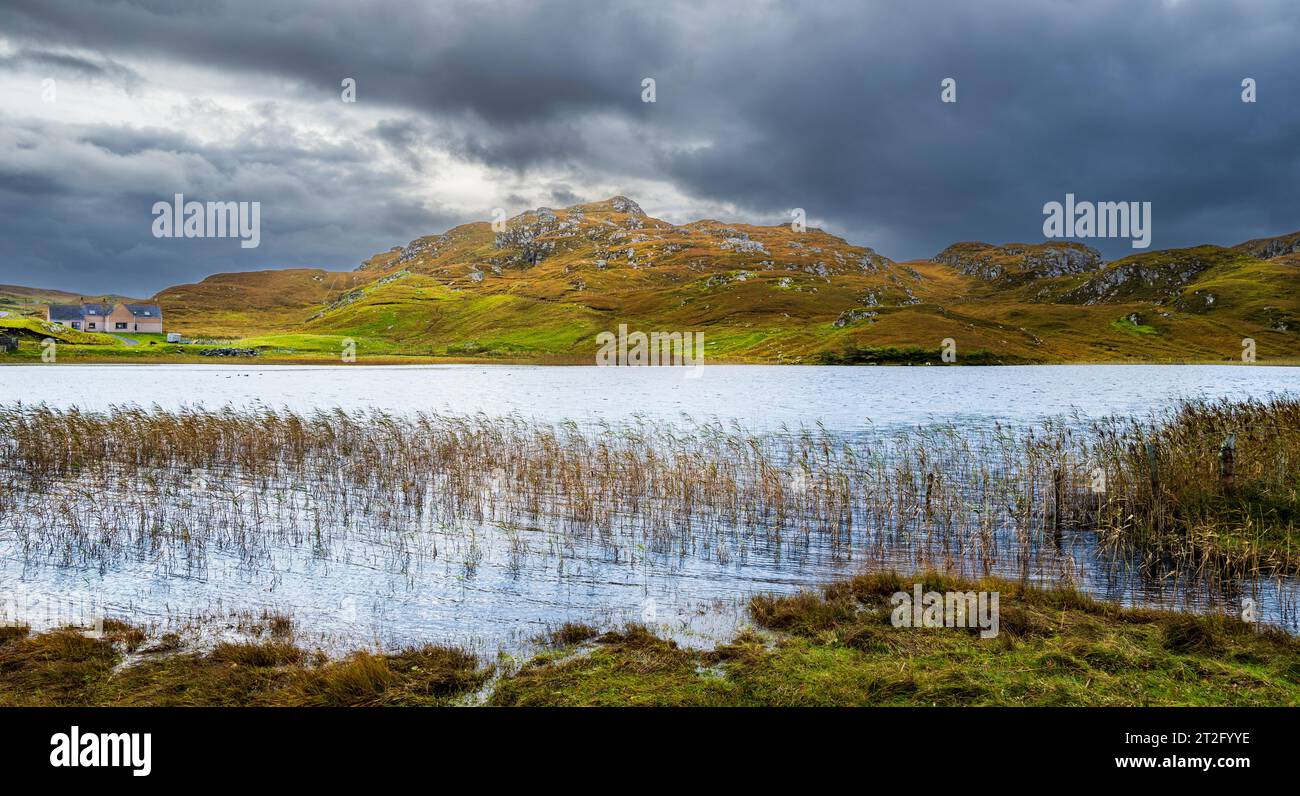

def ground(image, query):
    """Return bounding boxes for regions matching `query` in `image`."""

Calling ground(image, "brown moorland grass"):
[0,620,489,707]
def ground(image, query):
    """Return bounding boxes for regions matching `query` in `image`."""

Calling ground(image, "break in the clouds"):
[0,0,1298,296]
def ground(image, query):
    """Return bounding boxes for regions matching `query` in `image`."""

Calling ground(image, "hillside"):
[3,197,1297,363]
[154,268,371,338]
[0,285,142,318]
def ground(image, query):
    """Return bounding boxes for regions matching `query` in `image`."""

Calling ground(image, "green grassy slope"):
[5,197,1298,363]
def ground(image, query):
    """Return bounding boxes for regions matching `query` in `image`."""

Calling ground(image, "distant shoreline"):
[1,356,1297,367]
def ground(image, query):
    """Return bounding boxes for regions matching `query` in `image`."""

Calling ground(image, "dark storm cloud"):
[0,111,461,295]
[1,0,1299,295]
[0,48,143,90]
[640,0,1300,259]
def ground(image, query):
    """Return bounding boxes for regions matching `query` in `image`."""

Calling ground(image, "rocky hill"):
[13,197,1299,364]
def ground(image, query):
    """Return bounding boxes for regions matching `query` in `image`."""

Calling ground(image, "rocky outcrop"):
[197,347,258,357]
[493,209,561,268]
[1057,247,1226,305]
[307,270,410,320]
[720,234,769,255]
[1257,306,1294,332]
[935,241,1103,281]
[833,308,878,327]
[609,196,645,217]
[1233,231,1300,260]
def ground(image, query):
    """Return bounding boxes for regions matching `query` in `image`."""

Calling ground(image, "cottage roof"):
[47,304,86,322]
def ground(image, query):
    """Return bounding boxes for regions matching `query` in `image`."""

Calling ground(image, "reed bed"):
[0,398,1295,615]
[0,404,1083,582]
[1084,396,1300,578]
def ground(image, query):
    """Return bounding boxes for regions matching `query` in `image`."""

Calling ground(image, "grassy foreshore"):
[2,572,1296,707]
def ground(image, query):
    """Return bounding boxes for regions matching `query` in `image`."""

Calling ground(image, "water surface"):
[1,364,1296,652]
[2,363,1295,427]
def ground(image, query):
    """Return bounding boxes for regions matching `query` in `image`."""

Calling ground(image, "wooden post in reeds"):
[1146,442,1161,529]
[1219,434,1236,495]
[1052,466,1064,541]
[924,471,934,529]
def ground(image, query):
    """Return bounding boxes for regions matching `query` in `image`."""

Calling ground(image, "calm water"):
[1,363,1297,653]
[0,362,1295,427]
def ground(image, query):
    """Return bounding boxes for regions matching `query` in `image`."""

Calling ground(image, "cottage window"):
[115,322,128,330]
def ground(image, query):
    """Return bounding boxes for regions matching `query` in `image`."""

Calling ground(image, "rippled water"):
[2,362,1296,427]
[0,363,1297,653]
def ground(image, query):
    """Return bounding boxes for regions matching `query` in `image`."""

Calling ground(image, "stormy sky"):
[1,0,1297,296]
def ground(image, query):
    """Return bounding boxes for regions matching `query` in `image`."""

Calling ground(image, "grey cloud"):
[1,0,1299,295]
[0,47,144,91]
[0,112,460,295]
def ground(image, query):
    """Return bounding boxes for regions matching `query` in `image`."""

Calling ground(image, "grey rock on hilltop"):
[935,241,1104,281]
[607,196,645,216]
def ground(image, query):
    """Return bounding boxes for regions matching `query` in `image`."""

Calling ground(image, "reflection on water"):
[2,476,1294,655]
[0,364,1297,653]
[1,362,1297,429]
